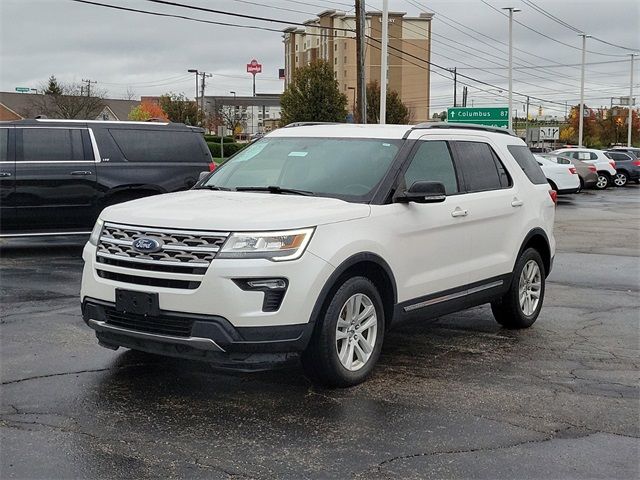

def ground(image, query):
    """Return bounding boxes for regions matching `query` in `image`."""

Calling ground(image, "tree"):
[32,77,106,119]
[128,99,169,121]
[214,105,246,136]
[280,60,348,125]
[365,81,411,124]
[159,93,200,124]
[44,75,63,95]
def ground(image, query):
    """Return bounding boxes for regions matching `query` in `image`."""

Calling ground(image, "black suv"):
[0,119,213,235]
[604,150,640,186]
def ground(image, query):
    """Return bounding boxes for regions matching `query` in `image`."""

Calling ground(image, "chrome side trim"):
[104,221,230,237]
[0,231,91,238]
[404,280,504,313]
[87,319,225,352]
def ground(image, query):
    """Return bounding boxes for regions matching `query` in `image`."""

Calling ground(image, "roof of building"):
[0,91,139,120]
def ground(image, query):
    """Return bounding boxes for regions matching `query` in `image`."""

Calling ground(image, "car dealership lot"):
[1,187,638,479]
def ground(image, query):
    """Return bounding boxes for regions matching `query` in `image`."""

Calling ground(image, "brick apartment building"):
[283,9,433,123]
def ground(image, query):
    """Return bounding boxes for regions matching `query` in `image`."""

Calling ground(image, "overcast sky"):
[1,0,638,117]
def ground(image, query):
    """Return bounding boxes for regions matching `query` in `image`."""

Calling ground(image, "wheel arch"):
[307,252,398,338]
[516,228,552,278]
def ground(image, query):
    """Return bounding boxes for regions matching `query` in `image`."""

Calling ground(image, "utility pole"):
[452,67,457,107]
[502,7,520,131]
[355,0,367,123]
[379,0,389,124]
[81,78,96,97]
[462,86,468,107]
[199,72,212,128]
[628,53,635,147]
[188,69,199,110]
[578,34,590,147]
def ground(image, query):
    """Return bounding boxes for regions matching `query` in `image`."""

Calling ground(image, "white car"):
[551,148,617,189]
[534,154,580,194]
[81,123,556,387]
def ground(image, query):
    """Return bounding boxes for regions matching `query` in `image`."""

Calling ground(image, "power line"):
[228,0,315,16]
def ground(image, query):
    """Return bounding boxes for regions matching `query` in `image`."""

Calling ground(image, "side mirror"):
[198,171,210,182]
[394,181,446,204]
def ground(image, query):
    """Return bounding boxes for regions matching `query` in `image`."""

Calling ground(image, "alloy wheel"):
[518,260,542,316]
[614,173,627,187]
[596,175,608,189]
[335,293,378,371]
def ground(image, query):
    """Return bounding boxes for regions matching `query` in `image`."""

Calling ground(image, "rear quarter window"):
[507,145,548,184]
[108,129,207,163]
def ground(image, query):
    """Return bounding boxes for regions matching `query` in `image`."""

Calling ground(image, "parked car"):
[607,146,640,159]
[604,150,640,186]
[0,119,214,236]
[533,154,580,194]
[81,122,556,387]
[541,153,598,190]
[551,148,617,189]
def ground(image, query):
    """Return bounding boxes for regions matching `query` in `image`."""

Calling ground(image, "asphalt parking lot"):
[1,186,638,479]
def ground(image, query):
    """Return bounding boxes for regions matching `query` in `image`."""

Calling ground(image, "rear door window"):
[21,128,85,161]
[454,141,511,192]
[507,145,547,184]
[108,129,205,163]
[0,129,8,162]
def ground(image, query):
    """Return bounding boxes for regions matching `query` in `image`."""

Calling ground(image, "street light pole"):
[578,34,590,147]
[628,53,636,147]
[379,0,389,125]
[503,7,520,131]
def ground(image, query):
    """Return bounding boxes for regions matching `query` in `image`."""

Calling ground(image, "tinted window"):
[21,128,84,161]
[455,141,509,192]
[606,152,630,161]
[508,145,549,185]
[404,141,458,194]
[0,129,7,162]
[109,129,205,163]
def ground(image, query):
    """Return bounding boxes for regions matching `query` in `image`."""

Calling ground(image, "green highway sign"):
[15,87,30,93]
[447,107,509,128]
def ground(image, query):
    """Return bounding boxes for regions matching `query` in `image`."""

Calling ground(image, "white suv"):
[81,123,556,387]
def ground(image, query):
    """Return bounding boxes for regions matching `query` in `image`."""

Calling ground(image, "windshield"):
[202,137,401,200]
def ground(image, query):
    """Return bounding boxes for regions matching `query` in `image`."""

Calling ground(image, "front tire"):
[595,172,610,190]
[613,171,628,187]
[302,276,385,388]
[491,248,545,329]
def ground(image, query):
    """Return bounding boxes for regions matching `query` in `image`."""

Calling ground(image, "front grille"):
[97,222,229,270]
[95,222,229,289]
[97,270,201,290]
[104,307,194,337]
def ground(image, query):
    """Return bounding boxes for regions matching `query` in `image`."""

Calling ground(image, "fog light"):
[247,279,287,290]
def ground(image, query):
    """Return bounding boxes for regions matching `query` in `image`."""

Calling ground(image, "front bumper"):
[82,298,314,368]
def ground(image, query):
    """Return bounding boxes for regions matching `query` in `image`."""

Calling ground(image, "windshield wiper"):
[235,185,314,196]
[195,185,233,191]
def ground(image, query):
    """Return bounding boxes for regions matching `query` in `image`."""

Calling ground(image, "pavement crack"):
[1,363,152,385]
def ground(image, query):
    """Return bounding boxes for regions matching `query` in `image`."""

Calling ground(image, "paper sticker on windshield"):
[288,151,308,157]
[382,143,391,147]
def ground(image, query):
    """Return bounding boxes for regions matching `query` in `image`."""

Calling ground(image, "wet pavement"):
[1,186,639,479]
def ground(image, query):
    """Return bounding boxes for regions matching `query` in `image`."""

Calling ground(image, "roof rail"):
[283,121,342,128]
[405,122,516,138]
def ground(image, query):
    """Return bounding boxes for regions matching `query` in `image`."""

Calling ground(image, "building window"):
[334,58,337,65]
[344,70,347,77]
[334,44,338,51]
[334,71,337,79]
[344,56,347,63]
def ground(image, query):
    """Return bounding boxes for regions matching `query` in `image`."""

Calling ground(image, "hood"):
[101,190,370,231]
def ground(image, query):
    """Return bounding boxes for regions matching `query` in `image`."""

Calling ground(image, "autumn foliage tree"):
[128,100,169,121]
[560,104,640,147]
[280,60,348,125]
[159,93,200,124]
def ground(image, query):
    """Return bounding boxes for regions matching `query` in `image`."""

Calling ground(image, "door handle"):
[511,199,524,207]
[0,172,12,177]
[451,208,468,218]
[70,170,93,176]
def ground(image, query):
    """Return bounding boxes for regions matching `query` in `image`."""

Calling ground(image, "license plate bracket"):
[115,289,159,316]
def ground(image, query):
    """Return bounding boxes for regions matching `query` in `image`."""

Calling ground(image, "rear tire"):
[595,172,610,190]
[491,248,545,329]
[302,276,385,388]
[613,172,628,187]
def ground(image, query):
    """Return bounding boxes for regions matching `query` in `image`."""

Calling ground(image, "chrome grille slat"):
[96,223,229,285]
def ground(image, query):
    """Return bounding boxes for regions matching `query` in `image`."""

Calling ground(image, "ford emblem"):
[132,237,163,253]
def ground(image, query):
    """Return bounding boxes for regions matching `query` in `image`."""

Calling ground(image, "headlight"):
[218,228,314,261]
[88,218,104,246]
